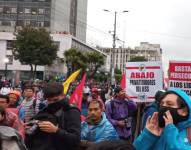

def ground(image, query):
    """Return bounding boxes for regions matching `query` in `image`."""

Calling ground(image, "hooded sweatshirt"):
[81,113,119,142]
[133,88,191,150]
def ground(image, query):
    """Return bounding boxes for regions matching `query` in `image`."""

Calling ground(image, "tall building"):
[0,0,87,41]
[0,32,106,82]
[102,42,162,73]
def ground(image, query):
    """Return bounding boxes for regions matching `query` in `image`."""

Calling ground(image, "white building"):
[102,42,162,73]
[0,32,107,83]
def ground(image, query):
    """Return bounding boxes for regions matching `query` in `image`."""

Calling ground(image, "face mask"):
[158,106,188,128]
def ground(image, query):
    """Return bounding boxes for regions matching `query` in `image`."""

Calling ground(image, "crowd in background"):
[0,77,190,150]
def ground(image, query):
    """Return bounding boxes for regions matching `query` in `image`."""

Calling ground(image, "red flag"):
[164,78,169,89]
[69,73,87,110]
[120,73,126,90]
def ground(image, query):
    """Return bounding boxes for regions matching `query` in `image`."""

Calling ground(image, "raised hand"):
[163,110,173,126]
[146,112,163,136]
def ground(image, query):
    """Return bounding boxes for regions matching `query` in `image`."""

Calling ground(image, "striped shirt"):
[20,98,39,123]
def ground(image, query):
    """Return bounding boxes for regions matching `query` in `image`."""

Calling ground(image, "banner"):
[120,73,126,90]
[63,69,81,94]
[69,73,87,110]
[169,61,191,96]
[126,61,163,102]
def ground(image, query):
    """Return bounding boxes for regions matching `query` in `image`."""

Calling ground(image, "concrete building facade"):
[0,0,87,41]
[102,42,162,73]
[0,32,106,83]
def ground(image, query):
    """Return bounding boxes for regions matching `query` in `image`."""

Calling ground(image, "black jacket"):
[26,100,81,150]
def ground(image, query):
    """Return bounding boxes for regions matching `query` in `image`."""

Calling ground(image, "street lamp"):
[3,58,9,80]
[103,9,128,85]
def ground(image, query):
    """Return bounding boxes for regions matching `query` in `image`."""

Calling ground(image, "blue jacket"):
[81,113,119,142]
[133,88,191,150]
[141,102,158,131]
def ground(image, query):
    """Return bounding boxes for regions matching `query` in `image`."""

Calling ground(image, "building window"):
[6,55,13,65]
[25,8,31,14]
[31,8,37,15]
[17,20,24,26]
[2,21,11,26]
[30,21,36,26]
[3,7,11,14]
[44,21,50,27]
[24,20,30,26]
[45,8,50,14]
[38,8,44,14]
[37,21,44,27]
[11,8,17,14]
[53,41,60,48]
[0,7,3,13]
[10,21,16,27]
[18,7,23,14]
[7,40,13,50]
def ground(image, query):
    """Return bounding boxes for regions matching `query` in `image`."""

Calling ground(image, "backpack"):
[187,127,191,144]
[0,126,27,150]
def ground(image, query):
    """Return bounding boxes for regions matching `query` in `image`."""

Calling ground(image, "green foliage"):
[114,68,122,84]
[115,68,122,74]
[86,51,105,77]
[12,26,58,78]
[115,74,122,84]
[64,48,87,73]
[64,49,105,79]
[129,56,147,62]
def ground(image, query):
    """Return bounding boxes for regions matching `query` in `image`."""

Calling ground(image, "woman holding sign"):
[133,88,191,150]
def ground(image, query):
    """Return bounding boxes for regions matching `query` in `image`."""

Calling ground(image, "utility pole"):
[104,9,128,85]
[111,11,117,85]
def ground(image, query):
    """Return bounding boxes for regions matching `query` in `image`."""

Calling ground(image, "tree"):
[86,51,105,77]
[129,56,147,62]
[64,48,87,75]
[12,26,58,79]
[114,68,122,84]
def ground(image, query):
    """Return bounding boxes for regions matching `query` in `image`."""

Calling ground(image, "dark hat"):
[114,86,123,94]
[155,90,166,103]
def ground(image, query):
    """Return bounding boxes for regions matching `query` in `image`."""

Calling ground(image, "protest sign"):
[169,61,191,96]
[126,61,163,102]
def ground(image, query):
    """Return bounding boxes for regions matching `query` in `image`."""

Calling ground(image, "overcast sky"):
[86,0,191,76]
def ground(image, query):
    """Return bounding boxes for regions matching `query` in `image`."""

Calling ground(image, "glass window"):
[10,21,16,27]
[7,40,13,50]
[38,8,44,14]
[30,20,36,26]
[45,8,50,14]
[37,21,44,27]
[11,7,17,13]
[6,55,13,65]
[4,7,11,14]
[44,21,50,27]
[25,8,31,14]
[18,7,23,14]
[0,7,3,13]
[24,20,30,26]
[2,21,11,26]
[17,20,24,26]
[31,8,37,15]
[53,41,60,49]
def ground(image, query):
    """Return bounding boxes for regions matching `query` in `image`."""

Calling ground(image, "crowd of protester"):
[0,78,190,150]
